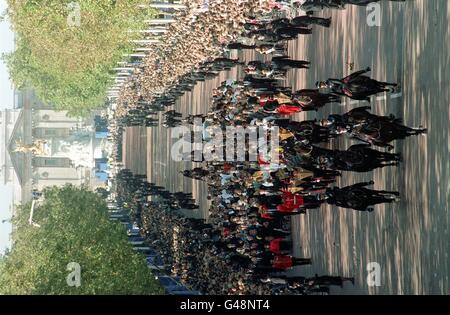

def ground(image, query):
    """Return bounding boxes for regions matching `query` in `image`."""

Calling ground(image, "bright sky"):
[0,0,16,254]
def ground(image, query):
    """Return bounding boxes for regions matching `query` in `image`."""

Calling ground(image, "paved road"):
[287,0,449,295]
[124,0,449,294]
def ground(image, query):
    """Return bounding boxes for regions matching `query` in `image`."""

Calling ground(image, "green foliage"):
[3,0,156,117]
[0,185,163,295]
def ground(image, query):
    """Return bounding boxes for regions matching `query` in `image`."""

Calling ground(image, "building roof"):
[7,109,32,186]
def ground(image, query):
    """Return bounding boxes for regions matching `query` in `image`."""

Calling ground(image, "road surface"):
[123,0,449,294]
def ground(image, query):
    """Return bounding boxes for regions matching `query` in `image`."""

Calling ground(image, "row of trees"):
[0,186,163,294]
[2,0,155,117]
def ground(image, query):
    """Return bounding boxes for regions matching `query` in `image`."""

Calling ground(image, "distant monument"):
[13,140,48,156]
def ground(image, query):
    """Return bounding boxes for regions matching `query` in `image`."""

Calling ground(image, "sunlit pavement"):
[288,0,449,295]
[124,0,449,295]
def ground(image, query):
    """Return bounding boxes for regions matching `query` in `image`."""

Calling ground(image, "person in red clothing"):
[274,191,308,214]
[279,191,304,211]
[260,211,274,220]
[257,154,271,165]
[222,227,231,237]
[223,163,233,172]
[262,100,303,116]
[276,191,323,213]
[257,192,319,216]
[276,104,303,115]
[272,255,312,270]
[266,237,292,254]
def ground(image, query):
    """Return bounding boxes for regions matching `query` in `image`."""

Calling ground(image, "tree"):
[3,1,156,117]
[0,185,163,295]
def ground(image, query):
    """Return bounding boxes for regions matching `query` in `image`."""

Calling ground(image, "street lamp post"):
[28,200,41,228]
